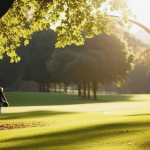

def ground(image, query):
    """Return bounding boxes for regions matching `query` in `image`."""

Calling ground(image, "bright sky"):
[100,0,150,34]
[127,0,150,33]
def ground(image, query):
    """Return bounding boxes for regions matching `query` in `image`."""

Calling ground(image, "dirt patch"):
[0,121,50,130]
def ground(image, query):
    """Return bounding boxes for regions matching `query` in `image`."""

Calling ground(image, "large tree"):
[47,33,134,100]
[0,0,135,62]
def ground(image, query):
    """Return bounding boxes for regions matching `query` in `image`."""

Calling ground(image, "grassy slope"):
[0,92,150,150]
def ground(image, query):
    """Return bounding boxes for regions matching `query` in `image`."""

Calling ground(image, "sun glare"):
[127,0,150,33]
[50,0,150,34]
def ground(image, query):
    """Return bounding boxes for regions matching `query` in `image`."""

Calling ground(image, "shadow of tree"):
[0,111,74,120]
[1,121,149,150]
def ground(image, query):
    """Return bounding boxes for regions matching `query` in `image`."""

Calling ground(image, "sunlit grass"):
[1,111,150,150]
[1,93,150,150]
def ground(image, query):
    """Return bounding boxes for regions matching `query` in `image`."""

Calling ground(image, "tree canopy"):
[21,29,57,87]
[2,27,149,94]
[46,33,134,99]
[0,0,135,62]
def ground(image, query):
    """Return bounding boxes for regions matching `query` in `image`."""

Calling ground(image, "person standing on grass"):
[0,87,9,116]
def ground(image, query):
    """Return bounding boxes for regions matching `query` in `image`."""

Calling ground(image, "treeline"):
[0,29,148,99]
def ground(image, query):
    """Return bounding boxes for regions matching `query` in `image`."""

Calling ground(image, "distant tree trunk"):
[49,83,52,93]
[49,83,51,93]
[42,82,45,92]
[72,84,74,94]
[64,84,68,93]
[87,82,91,99]
[23,81,26,92]
[66,85,67,93]
[82,82,86,99]
[106,85,108,94]
[118,87,121,94]
[109,85,111,94]
[54,83,56,93]
[31,82,34,92]
[69,85,71,93]
[39,82,42,92]
[78,84,82,97]
[101,86,103,94]
[92,79,97,100]
[98,85,100,94]
[43,83,46,92]
[47,82,50,92]
[59,83,62,93]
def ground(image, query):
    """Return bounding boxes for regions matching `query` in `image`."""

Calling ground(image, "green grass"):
[5,92,95,106]
[4,92,149,106]
[1,92,150,150]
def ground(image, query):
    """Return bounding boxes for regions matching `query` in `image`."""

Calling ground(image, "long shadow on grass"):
[4,92,145,106]
[0,111,75,120]
[1,121,150,150]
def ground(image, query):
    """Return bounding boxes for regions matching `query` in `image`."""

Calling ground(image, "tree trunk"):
[39,82,42,92]
[72,84,74,94]
[92,79,97,100]
[109,85,111,94]
[78,84,82,97]
[54,83,56,93]
[43,83,46,92]
[49,83,51,93]
[118,87,121,94]
[66,85,67,93]
[42,82,44,92]
[87,82,91,99]
[59,83,61,93]
[82,82,86,99]
[47,82,50,92]
[106,85,108,94]
[64,84,68,93]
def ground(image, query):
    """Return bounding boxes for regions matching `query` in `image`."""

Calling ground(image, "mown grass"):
[4,92,148,106]
[1,92,150,150]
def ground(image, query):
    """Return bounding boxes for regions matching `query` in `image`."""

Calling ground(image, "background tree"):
[120,32,150,94]
[21,29,57,92]
[47,32,134,100]
[1,19,147,94]
[0,29,57,92]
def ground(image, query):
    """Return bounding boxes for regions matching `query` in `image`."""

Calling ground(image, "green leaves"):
[0,0,134,62]
[109,0,136,23]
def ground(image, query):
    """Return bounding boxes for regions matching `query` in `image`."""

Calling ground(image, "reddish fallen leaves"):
[0,121,49,130]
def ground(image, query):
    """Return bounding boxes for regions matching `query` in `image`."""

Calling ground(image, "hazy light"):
[127,0,150,33]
